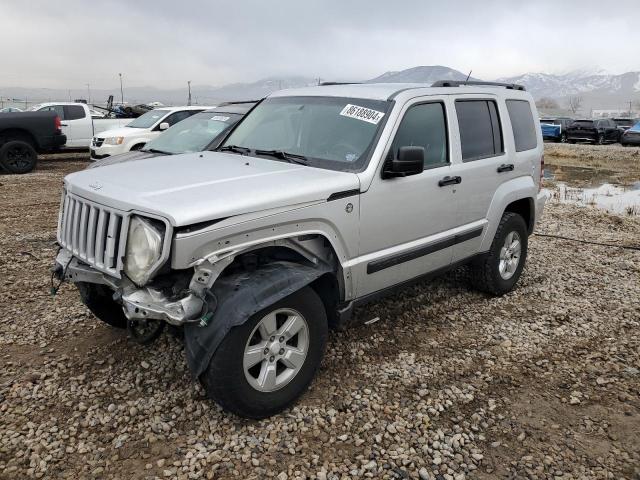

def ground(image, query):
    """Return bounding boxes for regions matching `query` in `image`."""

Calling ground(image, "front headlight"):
[104,136,125,145]
[124,216,164,286]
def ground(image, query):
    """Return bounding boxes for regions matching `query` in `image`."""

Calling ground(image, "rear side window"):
[64,105,86,120]
[455,100,503,161]
[506,100,537,152]
[39,105,65,119]
[389,102,448,169]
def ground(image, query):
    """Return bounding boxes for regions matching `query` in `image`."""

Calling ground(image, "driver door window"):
[389,102,448,169]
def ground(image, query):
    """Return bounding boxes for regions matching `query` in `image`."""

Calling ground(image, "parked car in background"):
[0,111,66,173]
[539,117,573,142]
[30,102,130,148]
[565,118,620,144]
[90,106,211,159]
[0,107,23,113]
[612,118,638,140]
[88,101,256,168]
[620,121,640,146]
[54,81,545,418]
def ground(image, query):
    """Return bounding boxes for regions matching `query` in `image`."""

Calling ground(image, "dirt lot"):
[1,152,639,480]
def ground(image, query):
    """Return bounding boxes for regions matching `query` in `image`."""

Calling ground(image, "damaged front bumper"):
[54,248,207,326]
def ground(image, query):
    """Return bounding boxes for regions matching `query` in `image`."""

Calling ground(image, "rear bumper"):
[534,190,547,231]
[39,133,67,151]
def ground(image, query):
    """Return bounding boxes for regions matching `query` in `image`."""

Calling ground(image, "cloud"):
[1,0,639,89]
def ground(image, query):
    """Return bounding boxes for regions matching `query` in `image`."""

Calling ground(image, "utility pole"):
[118,73,124,105]
[187,80,192,106]
[86,83,91,104]
[68,90,71,101]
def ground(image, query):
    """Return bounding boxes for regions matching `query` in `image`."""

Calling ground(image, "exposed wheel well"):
[0,129,37,149]
[130,143,146,151]
[504,198,534,234]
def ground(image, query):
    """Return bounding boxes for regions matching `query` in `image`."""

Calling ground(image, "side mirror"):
[158,122,170,131]
[383,146,424,178]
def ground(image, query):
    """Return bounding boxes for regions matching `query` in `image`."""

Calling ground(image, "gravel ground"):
[1,155,639,480]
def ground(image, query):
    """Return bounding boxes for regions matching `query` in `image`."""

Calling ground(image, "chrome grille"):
[58,192,128,277]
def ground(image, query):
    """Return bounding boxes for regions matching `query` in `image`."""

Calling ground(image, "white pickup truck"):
[30,102,131,149]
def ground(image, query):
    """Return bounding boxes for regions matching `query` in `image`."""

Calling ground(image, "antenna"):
[465,70,473,82]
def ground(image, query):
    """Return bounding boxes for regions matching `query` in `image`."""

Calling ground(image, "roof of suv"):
[269,82,529,102]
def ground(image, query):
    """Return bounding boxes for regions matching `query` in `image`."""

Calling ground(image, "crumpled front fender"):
[184,261,331,378]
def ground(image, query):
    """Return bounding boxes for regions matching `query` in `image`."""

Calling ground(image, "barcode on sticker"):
[339,104,385,124]
[210,115,230,122]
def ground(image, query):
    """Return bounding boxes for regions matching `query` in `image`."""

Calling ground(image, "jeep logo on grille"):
[88,181,103,191]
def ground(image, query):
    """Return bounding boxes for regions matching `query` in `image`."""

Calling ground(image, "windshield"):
[126,109,169,128]
[143,111,241,154]
[221,96,391,171]
[573,120,594,127]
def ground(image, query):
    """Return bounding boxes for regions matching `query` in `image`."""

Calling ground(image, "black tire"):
[201,286,328,419]
[560,133,568,143]
[597,134,605,145]
[471,212,528,296]
[0,140,38,174]
[130,143,145,151]
[77,282,128,329]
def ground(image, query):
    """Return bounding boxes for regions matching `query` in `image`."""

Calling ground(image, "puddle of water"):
[545,182,640,216]
[544,164,625,188]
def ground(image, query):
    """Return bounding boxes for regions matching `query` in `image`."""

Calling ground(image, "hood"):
[65,151,360,226]
[86,150,160,169]
[95,126,142,138]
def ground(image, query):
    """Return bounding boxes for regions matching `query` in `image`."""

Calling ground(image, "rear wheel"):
[560,133,568,143]
[471,212,528,296]
[77,282,127,328]
[0,140,37,174]
[201,286,327,418]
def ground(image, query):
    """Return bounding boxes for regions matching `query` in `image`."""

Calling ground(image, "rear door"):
[62,105,93,148]
[448,96,512,262]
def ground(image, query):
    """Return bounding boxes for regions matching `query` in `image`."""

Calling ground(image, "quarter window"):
[506,100,537,152]
[455,100,504,161]
[64,105,86,120]
[389,102,448,169]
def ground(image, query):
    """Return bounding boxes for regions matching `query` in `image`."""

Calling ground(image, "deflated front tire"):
[77,282,128,329]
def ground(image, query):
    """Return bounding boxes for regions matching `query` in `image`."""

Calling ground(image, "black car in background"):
[539,117,574,142]
[565,118,620,145]
[88,101,257,169]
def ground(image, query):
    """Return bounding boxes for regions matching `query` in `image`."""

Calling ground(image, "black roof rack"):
[319,82,362,86]
[431,80,526,91]
[217,100,261,106]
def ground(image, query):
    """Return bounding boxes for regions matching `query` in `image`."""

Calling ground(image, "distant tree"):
[567,96,583,115]
[535,97,559,110]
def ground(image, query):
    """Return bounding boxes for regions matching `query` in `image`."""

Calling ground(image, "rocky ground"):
[0,154,639,480]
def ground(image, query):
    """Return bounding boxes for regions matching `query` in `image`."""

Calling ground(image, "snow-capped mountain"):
[366,65,478,84]
[496,69,640,99]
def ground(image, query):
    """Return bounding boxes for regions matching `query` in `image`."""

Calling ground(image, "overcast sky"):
[2,0,640,90]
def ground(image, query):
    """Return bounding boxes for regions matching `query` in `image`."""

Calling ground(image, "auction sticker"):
[339,104,385,124]
[210,115,231,122]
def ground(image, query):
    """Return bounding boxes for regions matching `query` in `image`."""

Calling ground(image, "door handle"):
[60,123,68,126]
[438,175,462,187]
[497,163,514,173]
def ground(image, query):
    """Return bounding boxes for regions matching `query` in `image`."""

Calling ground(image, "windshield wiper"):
[219,144,251,155]
[254,149,309,165]
[142,148,172,154]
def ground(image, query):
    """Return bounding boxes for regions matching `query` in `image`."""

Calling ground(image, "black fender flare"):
[184,261,331,378]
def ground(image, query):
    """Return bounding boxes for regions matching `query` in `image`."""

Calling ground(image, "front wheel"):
[597,134,605,145]
[471,212,528,296]
[560,133,568,143]
[201,286,327,418]
[77,282,128,328]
